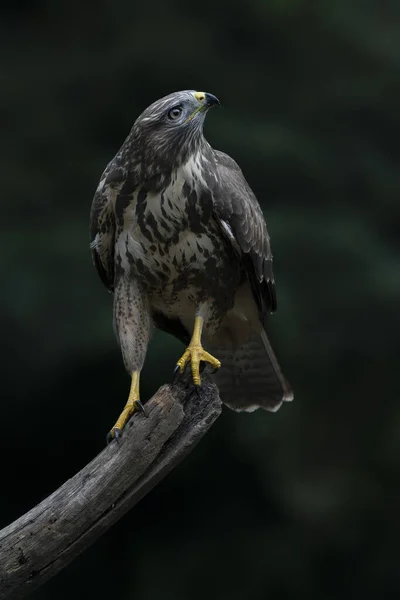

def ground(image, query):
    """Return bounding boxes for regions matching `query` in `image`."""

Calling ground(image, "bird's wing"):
[89,164,127,292]
[212,150,277,323]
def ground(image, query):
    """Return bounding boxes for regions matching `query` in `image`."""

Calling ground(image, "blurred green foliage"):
[0,0,399,598]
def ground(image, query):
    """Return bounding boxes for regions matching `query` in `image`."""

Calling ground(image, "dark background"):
[1,1,399,598]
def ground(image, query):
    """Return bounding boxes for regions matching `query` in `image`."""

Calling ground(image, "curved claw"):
[106,428,121,444]
[172,363,182,384]
[135,400,148,417]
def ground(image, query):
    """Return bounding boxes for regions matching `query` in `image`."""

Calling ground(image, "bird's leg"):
[108,276,150,442]
[108,371,144,441]
[176,315,221,386]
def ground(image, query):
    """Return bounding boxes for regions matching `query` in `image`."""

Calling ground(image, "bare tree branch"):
[0,379,221,600]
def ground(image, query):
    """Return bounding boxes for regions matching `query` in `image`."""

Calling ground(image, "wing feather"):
[89,163,127,292]
[212,150,277,322]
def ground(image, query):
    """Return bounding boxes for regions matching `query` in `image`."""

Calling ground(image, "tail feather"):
[211,331,293,412]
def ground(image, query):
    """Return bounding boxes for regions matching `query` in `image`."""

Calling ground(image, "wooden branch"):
[0,379,221,600]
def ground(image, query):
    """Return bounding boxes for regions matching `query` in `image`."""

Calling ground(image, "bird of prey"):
[90,90,293,439]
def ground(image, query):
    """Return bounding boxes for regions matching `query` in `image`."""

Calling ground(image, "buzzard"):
[90,90,293,439]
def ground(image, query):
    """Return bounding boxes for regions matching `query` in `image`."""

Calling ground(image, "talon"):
[106,427,121,444]
[135,400,147,417]
[172,364,182,384]
[176,349,191,375]
[108,371,142,441]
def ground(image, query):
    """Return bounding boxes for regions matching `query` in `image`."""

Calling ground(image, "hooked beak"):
[186,91,221,122]
[196,91,220,108]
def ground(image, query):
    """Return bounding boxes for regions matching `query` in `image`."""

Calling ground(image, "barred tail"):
[212,330,293,412]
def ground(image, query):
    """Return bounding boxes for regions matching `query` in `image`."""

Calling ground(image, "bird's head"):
[129,90,220,177]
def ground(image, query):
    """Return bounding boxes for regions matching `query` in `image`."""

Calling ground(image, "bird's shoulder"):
[210,149,277,316]
[211,149,272,261]
[211,150,268,245]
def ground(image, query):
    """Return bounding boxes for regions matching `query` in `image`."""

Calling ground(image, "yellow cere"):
[186,92,207,123]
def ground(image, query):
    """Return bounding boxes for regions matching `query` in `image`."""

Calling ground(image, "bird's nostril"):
[194,91,206,102]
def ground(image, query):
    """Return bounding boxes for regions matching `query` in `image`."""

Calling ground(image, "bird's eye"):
[167,106,183,120]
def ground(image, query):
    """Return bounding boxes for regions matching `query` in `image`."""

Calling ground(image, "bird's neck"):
[129,133,212,190]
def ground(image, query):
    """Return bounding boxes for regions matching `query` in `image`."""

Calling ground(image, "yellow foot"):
[176,343,221,386]
[107,371,145,441]
[108,399,145,441]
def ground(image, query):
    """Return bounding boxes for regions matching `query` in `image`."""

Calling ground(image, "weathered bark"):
[0,380,221,600]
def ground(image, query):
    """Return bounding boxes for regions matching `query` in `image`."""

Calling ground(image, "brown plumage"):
[90,90,292,438]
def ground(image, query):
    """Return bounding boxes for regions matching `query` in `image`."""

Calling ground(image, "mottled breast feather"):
[90,94,277,331]
[210,150,277,324]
